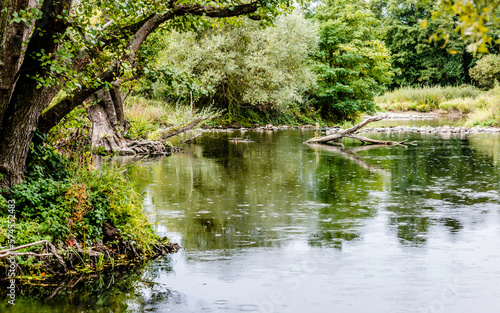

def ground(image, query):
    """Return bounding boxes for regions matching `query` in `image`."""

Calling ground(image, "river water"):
[4,123,500,313]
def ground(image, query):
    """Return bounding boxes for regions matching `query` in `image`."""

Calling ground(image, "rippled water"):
[4,127,500,313]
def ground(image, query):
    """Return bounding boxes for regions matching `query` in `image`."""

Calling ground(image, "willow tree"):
[0,0,293,188]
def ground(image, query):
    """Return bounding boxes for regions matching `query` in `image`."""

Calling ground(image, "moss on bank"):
[0,140,178,279]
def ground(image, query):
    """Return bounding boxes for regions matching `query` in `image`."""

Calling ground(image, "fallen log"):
[304,114,416,147]
[0,240,49,258]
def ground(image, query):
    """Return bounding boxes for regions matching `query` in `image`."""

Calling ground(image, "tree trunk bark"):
[0,0,33,127]
[87,96,135,155]
[109,86,125,132]
[0,0,71,189]
[88,89,171,156]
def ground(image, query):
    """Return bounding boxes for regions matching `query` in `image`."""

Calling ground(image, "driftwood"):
[305,114,416,147]
[162,116,212,139]
[0,240,52,258]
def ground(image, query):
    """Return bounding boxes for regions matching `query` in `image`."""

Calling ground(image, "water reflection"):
[126,130,500,312]
[6,129,500,312]
[0,262,174,313]
[130,129,500,250]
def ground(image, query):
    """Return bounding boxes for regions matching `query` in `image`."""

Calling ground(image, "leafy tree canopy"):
[0,0,298,188]
[311,0,392,122]
[431,0,500,54]
[372,0,474,87]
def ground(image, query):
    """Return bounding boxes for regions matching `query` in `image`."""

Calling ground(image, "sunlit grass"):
[376,85,500,126]
[376,85,481,112]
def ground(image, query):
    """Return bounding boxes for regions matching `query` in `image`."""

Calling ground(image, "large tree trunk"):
[88,89,170,156]
[87,93,131,155]
[88,88,212,156]
[0,0,71,188]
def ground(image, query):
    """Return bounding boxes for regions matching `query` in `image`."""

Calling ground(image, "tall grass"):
[376,85,500,126]
[376,85,481,112]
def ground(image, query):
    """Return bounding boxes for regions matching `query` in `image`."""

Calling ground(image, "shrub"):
[469,54,500,89]
[376,85,481,112]
[0,141,158,252]
[146,10,318,113]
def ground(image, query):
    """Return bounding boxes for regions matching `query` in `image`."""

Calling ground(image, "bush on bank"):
[0,139,161,276]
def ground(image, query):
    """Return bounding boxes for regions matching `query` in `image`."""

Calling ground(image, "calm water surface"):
[4,126,500,313]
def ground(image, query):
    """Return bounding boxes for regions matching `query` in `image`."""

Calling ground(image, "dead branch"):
[162,116,212,139]
[305,114,389,144]
[0,240,48,254]
[304,114,415,147]
[0,252,52,258]
[48,242,68,272]
[346,135,408,147]
[180,133,201,144]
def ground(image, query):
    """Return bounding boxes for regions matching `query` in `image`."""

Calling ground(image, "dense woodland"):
[1,0,500,275]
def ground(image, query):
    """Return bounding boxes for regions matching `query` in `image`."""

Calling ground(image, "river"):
[4,123,500,313]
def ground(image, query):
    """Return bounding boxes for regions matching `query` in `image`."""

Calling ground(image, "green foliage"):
[373,0,474,88]
[46,102,92,151]
[311,0,392,122]
[377,84,500,125]
[469,54,500,89]
[124,96,219,140]
[465,85,500,126]
[125,117,159,140]
[212,99,324,126]
[0,141,158,252]
[143,10,318,115]
[431,0,500,55]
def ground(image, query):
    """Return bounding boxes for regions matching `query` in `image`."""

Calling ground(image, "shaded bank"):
[0,141,180,282]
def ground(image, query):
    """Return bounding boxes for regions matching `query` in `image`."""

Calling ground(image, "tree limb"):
[162,116,212,139]
[305,114,389,144]
[345,135,408,147]
[304,114,415,147]
[0,240,48,254]
[0,252,53,258]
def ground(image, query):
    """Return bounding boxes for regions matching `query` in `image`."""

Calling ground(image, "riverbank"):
[0,142,180,282]
[376,85,500,127]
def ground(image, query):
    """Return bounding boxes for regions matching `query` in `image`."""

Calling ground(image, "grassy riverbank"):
[376,85,500,126]
[0,140,177,279]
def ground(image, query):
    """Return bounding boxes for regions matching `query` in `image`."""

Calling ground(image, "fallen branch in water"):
[162,116,212,139]
[304,114,416,147]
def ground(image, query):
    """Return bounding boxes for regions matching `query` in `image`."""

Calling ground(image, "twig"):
[0,252,52,258]
[0,240,48,254]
